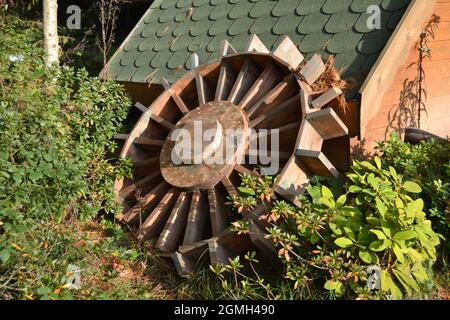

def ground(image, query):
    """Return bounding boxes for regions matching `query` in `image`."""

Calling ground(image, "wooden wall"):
[360,0,450,151]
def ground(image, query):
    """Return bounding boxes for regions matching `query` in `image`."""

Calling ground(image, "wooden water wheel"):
[114,35,351,277]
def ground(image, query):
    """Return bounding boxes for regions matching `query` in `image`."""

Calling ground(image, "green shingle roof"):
[103,0,411,87]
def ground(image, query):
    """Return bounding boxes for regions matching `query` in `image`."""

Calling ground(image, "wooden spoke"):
[227,59,259,105]
[137,188,180,242]
[238,64,280,110]
[245,149,291,161]
[183,191,208,245]
[195,72,210,105]
[156,192,192,253]
[150,113,174,130]
[134,136,165,148]
[133,156,159,168]
[215,62,236,101]
[273,156,310,205]
[299,54,326,85]
[246,34,269,53]
[118,171,161,200]
[234,164,257,177]
[209,228,253,266]
[122,180,170,225]
[247,76,297,117]
[221,176,238,198]
[113,133,129,141]
[311,87,343,109]
[249,95,300,128]
[249,122,301,141]
[161,77,189,114]
[247,219,276,256]
[208,188,227,236]
[272,35,304,70]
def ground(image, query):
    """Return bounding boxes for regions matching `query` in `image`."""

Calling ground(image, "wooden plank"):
[246,34,270,53]
[299,54,326,85]
[133,156,160,177]
[221,176,238,198]
[306,108,349,140]
[238,64,280,110]
[227,59,259,105]
[272,35,304,70]
[247,76,297,117]
[133,136,165,148]
[195,73,209,105]
[296,150,339,178]
[359,0,438,139]
[298,80,315,115]
[172,241,209,277]
[113,133,129,140]
[249,95,300,128]
[122,180,170,225]
[234,164,256,177]
[190,53,200,69]
[150,113,174,130]
[219,40,236,57]
[161,77,189,114]
[249,122,301,142]
[209,229,253,266]
[183,191,208,245]
[273,155,310,205]
[215,62,236,101]
[295,120,323,152]
[137,188,180,241]
[118,171,161,200]
[247,219,276,256]
[156,192,192,253]
[208,188,227,236]
[311,87,343,109]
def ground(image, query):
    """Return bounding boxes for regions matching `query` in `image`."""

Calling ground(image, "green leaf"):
[321,185,334,200]
[310,232,320,244]
[334,237,353,248]
[336,194,346,208]
[393,230,417,241]
[359,249,373,264]
[376,197,387,217]
[393,244,405,263]
[238,187,255,196]
[403,181,422,193]
[348,185,362,193]
[381,270,403,300]
[374,156,382,170]
[369,240,387,252]
[370,229,387,240]
[0,250,11,263]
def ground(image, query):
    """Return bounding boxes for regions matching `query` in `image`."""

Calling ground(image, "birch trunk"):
[43,0,59,67]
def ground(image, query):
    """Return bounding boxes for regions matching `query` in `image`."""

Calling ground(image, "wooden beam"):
[215,62,236,101]
[273,156,310,205]
[113,133,129,140]
[183,191,207,245]
[172,241,209,277]
[227,59,259,105]
[247,219,276,256]
[219,40,236,57]
[161,77,189,114]
[311,87,342,109]
[133,136,165,148]
[305,108,349,140]
[150,113,174,130]
[234,164,256,177]
[249,95,300,128]
[208,188,227,236]
[137,188,180,241]
[195,72,209,105]
[118,171,161,200]
[272,35,304,70]
[156,192,191,253]
[221,176,238,198]
[359,0,437,139]
[238,64,280,110]
[122,180,169,225]
[134,102,148,113]
[295,120,323,152]
[299,54,325,85]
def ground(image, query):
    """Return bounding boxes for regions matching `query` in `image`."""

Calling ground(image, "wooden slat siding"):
[246,76,297,117]
[238,64,280,110]
[362,0,450,150]
[137,188,180,241]
[299,54,326,85]
[123,180,170,225]
[296,150,339,178]
[305,108,349,140]
[215,62,236,101]
[359,0,438,140]
[118,171,161,199]
[208,188,227,236]
[311,87,343,109]
[183,191,207,245]
[156,192,192,253]
[272,35,304,70]
[227,59,259,104]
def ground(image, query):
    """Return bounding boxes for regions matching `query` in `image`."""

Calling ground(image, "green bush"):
[0,16,132,297]
[377,134,450,254]
[214,157,442,300]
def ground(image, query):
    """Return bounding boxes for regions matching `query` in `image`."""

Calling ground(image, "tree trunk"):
[43,0,59,67]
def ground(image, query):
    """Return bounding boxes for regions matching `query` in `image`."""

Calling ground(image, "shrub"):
[214,157,442,300]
